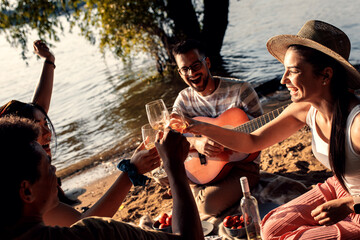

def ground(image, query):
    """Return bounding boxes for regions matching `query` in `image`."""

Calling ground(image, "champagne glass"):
[145,99,170,131]
[141,123,167,179]
[168,107,188,133]
[141,123,157,150]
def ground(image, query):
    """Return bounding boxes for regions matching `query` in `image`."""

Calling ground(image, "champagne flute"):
[168,107,188,133]
[145,99,170,131]
[141,123,157,150]
[141,123,166,179]
[145,99,169,179]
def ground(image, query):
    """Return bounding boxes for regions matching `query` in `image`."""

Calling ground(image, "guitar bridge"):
[198,153,207,165]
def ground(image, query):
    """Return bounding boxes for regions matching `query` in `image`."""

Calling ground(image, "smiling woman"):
[0,100,55,156]
[280,48,326,103]
[183,20,360,239]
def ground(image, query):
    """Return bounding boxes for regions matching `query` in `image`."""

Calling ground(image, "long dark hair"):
[0,100,57,154]
[289,45,350,192]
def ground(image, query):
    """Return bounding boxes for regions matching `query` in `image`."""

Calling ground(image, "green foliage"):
[0,0,227,70]
[76,0,172,64]
[0,0,173,64]
[0,0,80,60]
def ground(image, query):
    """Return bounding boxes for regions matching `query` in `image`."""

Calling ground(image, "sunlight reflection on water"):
[1,0,360,176]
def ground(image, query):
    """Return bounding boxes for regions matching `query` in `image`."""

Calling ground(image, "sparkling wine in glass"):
[141,123,157,150]
[168,107,188,133]
[141,123,166,179]
[145,99,170,131]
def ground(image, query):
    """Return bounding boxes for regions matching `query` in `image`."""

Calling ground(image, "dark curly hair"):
[0,116,42,232]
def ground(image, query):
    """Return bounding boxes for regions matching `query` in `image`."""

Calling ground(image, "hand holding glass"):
[141,123,167,179]
[168,107,188,133]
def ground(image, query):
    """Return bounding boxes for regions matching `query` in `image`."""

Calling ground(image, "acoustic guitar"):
[184,105,289,185]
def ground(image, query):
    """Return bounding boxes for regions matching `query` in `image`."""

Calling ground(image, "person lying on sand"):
[1,116,204,240]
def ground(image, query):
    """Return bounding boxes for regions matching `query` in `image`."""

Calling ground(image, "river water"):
[1,0,360,178]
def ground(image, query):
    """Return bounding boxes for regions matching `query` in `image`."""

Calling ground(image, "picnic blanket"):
[201,171,309,239]
[138,171,309,239]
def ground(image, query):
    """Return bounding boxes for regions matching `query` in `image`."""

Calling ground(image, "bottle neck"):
[243,191,251,198]
[240,177,251,196]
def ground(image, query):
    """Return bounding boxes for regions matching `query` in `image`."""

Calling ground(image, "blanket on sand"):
[138,171,310,239]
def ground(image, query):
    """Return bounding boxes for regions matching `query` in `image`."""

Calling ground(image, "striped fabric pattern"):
[261,176,360,239]
[173,76,263,119]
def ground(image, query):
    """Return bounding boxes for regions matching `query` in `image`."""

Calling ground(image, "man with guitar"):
[171,39,263,216]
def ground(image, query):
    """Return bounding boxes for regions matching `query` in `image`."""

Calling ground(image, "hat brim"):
[267,35,360,89]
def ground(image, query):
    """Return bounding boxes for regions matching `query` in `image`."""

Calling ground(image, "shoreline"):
[61,87,293,193]
[59,77,286,183]
[61,86,290,190]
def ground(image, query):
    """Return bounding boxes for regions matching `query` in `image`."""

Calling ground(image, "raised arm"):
[184,102,310,153]
[155,129,204,240]
[31,40,55,113]
[43,142,161,227]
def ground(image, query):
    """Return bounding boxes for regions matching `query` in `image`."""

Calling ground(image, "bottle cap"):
[240,176,250,193]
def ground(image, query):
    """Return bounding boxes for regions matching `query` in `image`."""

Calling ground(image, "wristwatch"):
[353,195,360,214]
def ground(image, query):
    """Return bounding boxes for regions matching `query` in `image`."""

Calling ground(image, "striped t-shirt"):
[173,76,263,119]
[173,76,263,164]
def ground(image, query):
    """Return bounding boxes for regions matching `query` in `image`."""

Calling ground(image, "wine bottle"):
[240,176,262,240]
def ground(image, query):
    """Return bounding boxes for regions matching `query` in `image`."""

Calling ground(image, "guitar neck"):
[234,104,289,133]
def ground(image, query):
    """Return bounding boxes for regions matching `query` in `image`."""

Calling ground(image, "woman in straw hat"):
[183,20,360,238]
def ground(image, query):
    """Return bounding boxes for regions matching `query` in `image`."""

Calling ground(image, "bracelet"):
[45,59,56,69]
[117,159,150,186]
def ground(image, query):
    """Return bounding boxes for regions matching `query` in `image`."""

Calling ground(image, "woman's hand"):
[33,40,55,62]
[169,113,205,135]
[130,142,160,174]
[181,117,207,135]
[311,197,354,225]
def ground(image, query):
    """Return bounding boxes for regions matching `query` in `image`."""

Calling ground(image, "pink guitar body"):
[184,108,260,185]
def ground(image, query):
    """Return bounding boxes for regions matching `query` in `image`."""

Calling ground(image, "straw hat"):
[267,20,360,89]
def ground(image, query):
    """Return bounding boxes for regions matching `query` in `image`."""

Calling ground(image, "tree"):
[0,0,79,60]
[0,0,229,71]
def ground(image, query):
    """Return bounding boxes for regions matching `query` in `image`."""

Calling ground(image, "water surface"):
[1,0,359,176]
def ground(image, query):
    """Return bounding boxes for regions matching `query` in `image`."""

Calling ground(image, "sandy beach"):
[61,90,333,237]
